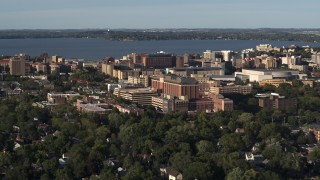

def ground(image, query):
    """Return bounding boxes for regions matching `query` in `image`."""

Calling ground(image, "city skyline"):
[0,0,319,29]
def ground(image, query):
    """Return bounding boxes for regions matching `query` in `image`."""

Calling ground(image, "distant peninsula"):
[0,28,320,42]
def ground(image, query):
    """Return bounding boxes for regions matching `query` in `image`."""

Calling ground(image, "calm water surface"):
[0,38,318,60]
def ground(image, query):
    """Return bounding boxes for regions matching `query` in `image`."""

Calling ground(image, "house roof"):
[166,167,181,177]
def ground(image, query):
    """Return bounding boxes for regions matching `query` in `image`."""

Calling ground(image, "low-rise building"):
[256,44,273,52]
[166,67,224,77]
[189,98,214,112]
[300,80,314,88]
[47,91,80,104]
[256,93,297,111]
[151,95,189,113]
[210,85,252,95]
[304,124,320,144]
[209,93,233,111]
[259,79,292,87]
[235,69,300,82]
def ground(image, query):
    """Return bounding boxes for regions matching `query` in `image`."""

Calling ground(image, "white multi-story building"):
[235,69,300,82]
[256,44,273,52]
[203,50,216,60]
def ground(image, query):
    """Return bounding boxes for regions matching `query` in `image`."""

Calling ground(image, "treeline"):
[1,77,320,179]
[0,29,320,42]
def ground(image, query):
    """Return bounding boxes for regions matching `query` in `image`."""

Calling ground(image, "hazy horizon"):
[0,0,319,30]
[1,28,320,31]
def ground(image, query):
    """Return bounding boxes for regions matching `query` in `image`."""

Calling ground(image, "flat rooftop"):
[242,69,298,72]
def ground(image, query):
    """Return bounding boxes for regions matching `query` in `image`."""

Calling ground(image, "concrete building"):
[152,95,189,113]
[77,102,110,115]
[112,69,132,80]
[151,75,199,100]
[311,53,320,65]
[49,64,60,73]
[210,85,252,95]
[52,56,61,63]
[256,44,273,52]
[221,50,232,61]
[259,79,292,87]
[235,69,300,82]
[288,64,307,72]
[102,63,114,77]
[256,93,297,111]
[106,83,121,92]
[300,80,314,88]
[203,50,216,60]
[0,59,10,73]
[262,57,278,69]
[207,75,236,81]
[113,88,157,106]
[47,91,80,104]
[128,75,149,87]
[33,63,48,74]
[166,67,224,77]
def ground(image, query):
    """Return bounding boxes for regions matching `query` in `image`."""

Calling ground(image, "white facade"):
[235,69,300,82]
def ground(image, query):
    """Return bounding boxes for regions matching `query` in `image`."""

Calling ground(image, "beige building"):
[128,75,149,87]
[113,88,157,106]
[259,79,292,87]
[101,63,114,76]
[256,44,273,52]
[288,64,307,72]
[210,85,252,95]
[262,56,278,69]
[112,69,132,80]
[47,91,80,104]
[52,56,62,63]
[152,95,189,113]
[203,50,216,60]
[166,67,224,77]
[301,80,314,88]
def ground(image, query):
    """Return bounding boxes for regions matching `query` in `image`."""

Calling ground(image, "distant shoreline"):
[0,29,319,42]
[0,38,318,60]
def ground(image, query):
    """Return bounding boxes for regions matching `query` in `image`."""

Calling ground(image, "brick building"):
[151,75,199,100]
[141,53,176,69]
[189,98,214,112]
[256,93,297,111]
[209,93,234,111]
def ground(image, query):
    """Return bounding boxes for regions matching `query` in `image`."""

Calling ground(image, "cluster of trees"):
[1,82,320,179]
[2,69,320,179]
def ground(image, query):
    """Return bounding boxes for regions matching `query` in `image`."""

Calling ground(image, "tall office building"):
[9,58,25,76]
[141,53,176,69]
[175,56,184,68]
[203,50,216,60]
[52,55,62,63]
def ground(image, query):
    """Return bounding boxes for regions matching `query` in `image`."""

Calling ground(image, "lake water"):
[0,38,318,60]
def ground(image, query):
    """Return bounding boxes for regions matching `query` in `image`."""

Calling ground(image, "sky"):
[0,0,319,29]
